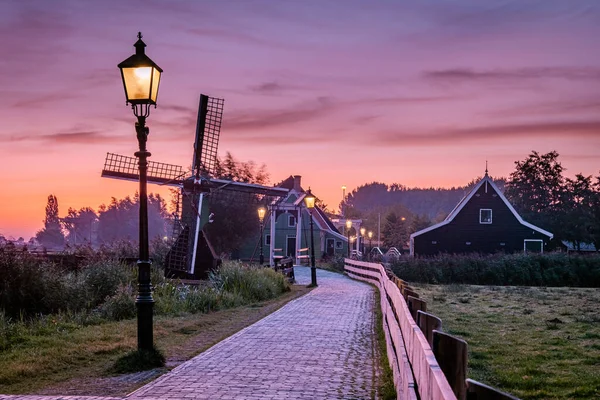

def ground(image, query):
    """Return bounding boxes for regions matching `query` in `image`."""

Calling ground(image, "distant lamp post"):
[118,32,162,352]
[303,188,317,286]
[257,206,266,265]
[360,227,366,257]
[345,219,352,257]
[368,231,373,261]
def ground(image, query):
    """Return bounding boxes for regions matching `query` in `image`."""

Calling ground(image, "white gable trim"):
[410,176,553,240]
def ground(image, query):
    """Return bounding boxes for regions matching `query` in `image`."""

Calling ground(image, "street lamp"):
[368,231,373,261]
[345,219,352,257]
[303,188,317,287]
[118,32,162,351]
[257,206,266,266]
[360,227,366,257]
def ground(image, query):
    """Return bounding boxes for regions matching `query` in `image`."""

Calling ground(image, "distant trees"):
[505,151,600,250]
[63,207,97,245]
[97,193,169,244]
[36,195,65,249]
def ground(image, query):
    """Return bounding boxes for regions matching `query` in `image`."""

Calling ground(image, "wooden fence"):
[344,259,519,400]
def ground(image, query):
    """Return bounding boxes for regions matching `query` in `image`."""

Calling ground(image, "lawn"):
[0,285,311,396]
[414,284,600,399]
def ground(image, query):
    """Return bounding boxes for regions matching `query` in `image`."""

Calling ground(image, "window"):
[466,242,471,245]
[480,209,492,224]
[288,215,296,227]
[265,234,271,246]
[336,241,343,249]
[431,241,437,245]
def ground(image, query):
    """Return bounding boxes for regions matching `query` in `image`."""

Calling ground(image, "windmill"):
[101,94,288,279]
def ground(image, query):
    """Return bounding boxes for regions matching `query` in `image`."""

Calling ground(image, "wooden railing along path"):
[344,259,519,400]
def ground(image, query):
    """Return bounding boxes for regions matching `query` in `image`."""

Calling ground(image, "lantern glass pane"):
[151,67,161,103]
[122,67,152,102]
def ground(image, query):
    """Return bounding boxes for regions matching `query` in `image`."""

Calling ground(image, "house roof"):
[561,241,597,252]
[410,174,554,239]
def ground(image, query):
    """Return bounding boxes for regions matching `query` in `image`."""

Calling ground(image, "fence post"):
[465,379,520,400]
[407,295,427,321]
[417,310,442,346]
[433,330,468,400]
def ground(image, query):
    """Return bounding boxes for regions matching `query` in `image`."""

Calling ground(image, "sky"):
[1,0,599,240]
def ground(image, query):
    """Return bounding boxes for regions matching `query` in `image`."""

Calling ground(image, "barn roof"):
[410,174,554,239]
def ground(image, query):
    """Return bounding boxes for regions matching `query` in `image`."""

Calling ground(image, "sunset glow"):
[1,1,599,240]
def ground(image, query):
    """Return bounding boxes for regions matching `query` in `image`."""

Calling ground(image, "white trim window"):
[288,215,296,227]
[480,209,492,224]
[265,234,271,246]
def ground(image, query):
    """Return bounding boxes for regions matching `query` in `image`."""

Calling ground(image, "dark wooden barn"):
[410,173,553,256]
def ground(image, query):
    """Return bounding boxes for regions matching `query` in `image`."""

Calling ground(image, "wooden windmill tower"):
[102,94,288,279]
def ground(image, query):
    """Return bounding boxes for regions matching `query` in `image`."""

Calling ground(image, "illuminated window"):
[480,209,492,224]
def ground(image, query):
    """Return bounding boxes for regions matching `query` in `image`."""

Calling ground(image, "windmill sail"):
[193,94,223,178]
[101,153,184,186]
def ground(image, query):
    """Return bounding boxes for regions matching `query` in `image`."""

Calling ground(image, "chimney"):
[293,175,302,192]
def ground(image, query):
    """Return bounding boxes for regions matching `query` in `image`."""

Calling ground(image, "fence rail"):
[344,259,519,400]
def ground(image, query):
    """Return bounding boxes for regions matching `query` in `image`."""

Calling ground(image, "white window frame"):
[480,209,492,224]
[288,215,296,227]
[265,234,271,246]
[524,239,544,254]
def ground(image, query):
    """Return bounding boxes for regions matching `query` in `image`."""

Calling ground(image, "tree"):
[36,194,65,249]
[97,193,168,244]
[63,207,98,246]
[505,151,565,234]
[382,212,410,249]
[410,214,432,234]
[204,153,270,256]
[562,174,596,250]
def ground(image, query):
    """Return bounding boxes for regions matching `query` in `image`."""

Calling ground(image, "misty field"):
[414,283,600,399]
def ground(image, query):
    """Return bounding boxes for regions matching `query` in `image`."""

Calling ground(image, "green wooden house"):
[239,175,348,264]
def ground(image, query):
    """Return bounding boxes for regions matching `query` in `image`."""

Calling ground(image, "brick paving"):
[1,267,378,400]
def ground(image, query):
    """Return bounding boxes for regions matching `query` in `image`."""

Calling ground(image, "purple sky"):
[1,0,599,239]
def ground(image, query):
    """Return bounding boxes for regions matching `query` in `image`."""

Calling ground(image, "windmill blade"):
[207,178,289,197]
[101,152,185,186]
[192,94,224,178]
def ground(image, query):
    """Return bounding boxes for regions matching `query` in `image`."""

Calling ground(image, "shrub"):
[209,262,290,302]
[97,284,136,321]
[391,253,600,287]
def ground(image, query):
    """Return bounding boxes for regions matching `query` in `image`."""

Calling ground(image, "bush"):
[210,262,290,302]
[391,253,600,287]
[97,284,136,320]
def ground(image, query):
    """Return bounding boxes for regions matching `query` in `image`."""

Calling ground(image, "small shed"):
[410,172,553,256]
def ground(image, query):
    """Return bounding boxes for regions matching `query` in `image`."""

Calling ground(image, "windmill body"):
[102,94,288,280]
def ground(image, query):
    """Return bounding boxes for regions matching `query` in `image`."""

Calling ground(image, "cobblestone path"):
[1,267,377,400]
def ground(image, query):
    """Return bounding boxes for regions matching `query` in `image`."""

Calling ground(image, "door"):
[326,238,335,256]
[286,236,296,257]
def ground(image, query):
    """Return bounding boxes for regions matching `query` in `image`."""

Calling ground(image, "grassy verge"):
[0,285,311,396]
[372,288,397,400]
[414,284,600,399]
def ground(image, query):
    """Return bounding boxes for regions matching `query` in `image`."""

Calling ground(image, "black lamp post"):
[304,188,317,287]
[118,32,162,351]
[368,231,373,261]
[360,227,366,258]
[258,206,266,266]
[345,219,352,258]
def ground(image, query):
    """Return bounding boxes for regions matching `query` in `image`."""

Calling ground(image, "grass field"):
[0,285,311,396]
[414,284,600,399]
